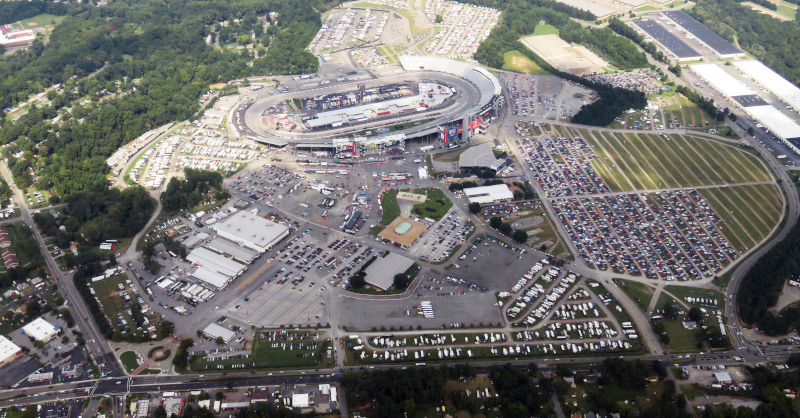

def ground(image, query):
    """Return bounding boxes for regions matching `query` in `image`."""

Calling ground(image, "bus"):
[168,251,177,258]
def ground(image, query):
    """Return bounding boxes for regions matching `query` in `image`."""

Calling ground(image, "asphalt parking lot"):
[414,211,473,262]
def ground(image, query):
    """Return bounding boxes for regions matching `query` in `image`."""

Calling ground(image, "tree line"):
[737,216,800,335]
[160,168,229,212]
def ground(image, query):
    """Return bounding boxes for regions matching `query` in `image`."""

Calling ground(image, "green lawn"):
[635,5,659,11]
[91,274,139,333]
[16,14,65,29]
[379,190,400,225]
[502,51,550,75]
[618,280,655,312]
[661,318,703,352]
[192,330,331,371]
[529,24,559,36]
[663,285,725,313]
[411,188,452,220]
[120,351,141,373]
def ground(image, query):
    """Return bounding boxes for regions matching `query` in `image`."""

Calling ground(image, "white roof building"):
[186,247,246,278]
[292,393,310,408]
[202,323,237,343]
[0,335,22,367]
[22,317,59,342]
[690,64,753,97]
[743,106,800,142]
[733,61,800,113]
[190,266,231,290]
[464,184,514,204]
[714,372,732,383]
[214,213,290,253]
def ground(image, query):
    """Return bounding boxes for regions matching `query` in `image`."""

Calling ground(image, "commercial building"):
[292,393,310,408]
[22,317,59,342]
[660,11,745,58]
[733,60,800,113]
[464,184,514,204]
[714,372,733,383]
[344,211,362,233]
[632,20,702,62]
[377,217,428,249]
[206,238,258,263]
[190,266,231,290]
[27,372,53,383]
[458,142,501,171]
[202,323,237,343]
[0,336,23,368]
[214,213,290,253]
[363,252,416,290]
[186,247,246,279]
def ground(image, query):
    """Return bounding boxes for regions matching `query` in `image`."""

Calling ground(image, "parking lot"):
[413,210,473,262]
[423,0,500,58]
[310,8,390,54]
[586,69,666,95]
[553,190,736,279]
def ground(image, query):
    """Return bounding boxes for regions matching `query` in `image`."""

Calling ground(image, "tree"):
[215,391,224,402]
[393,273,410,290]
[350,273,366,289]
[435,14,443,23]
[215,336,224,345]
[688,307,704,322]
[489,216,503,229]
[513,190,523,200]
[789,353,800,367]
[468,202,481,214]
[747,126,755,136]
[513,229,528,244]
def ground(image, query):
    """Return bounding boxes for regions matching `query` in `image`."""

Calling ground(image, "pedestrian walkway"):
[130,336,180,376]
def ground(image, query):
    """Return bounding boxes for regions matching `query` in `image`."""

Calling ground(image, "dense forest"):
[0,0,327,200]
[160,168,229,212]
[32,186,155,248]
[687,0,800,85]
[468,0,647,125]
[737,219,800,335]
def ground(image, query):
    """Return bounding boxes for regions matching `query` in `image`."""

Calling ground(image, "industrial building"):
[202,323,237,343]
[690,63,800,148]
[22,317,59,342]
[214,213,290,253]
[660,11,745,58]
[0,336,22,368]
[632,20,702,62]
[733,61,800,113]
[186,247,247,289]
[190,266,231,290]
[464,184,514,205]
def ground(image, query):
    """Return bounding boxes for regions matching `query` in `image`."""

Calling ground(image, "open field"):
[91,274,138,333]
[518,213,567,256]
[619,280,655,312]
[661,316,703,352]
[741,1,794,19]
[120,351,140,373]
[528,24,559,36]
[663,285,725,312]
[379,189,401,225]
[569,128,774,193]
[14,14,65,30]
[411,187,452,220]
[502,51,549,75]
[192,330,331,371]
[698,184,783,252]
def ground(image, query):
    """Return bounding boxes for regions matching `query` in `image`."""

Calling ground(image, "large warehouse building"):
[187,247,247,289]
[22,318,59,342]
[632,20,702,62]
[733,61,800,113]
[690,63,800,150]
[464,184,514,204]
[661,11,744,58]
[215,213,290,253]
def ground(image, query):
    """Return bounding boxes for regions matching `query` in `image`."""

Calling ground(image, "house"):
[682,320,697,329]
[2,248,18,268]
[564,376,576,388]
[0,227,10,248]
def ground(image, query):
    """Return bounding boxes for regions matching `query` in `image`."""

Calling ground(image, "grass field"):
[698,184,783,252]
[519,212,567,256]
[14,14,65,30]
[528,24,559,36]
[120,351,140,373]
[91,274,137,333]
[379,190,400,225]
[192,330,331,371]
[411,188,452,220]
[619,280,655,312]
[502,51,550,75]
[663,285,725,313]
[569,128,774,193]
[661,317,703,352]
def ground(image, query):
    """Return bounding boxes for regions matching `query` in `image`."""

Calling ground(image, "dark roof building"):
[632,20,702,61]
[660,11,745,58]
